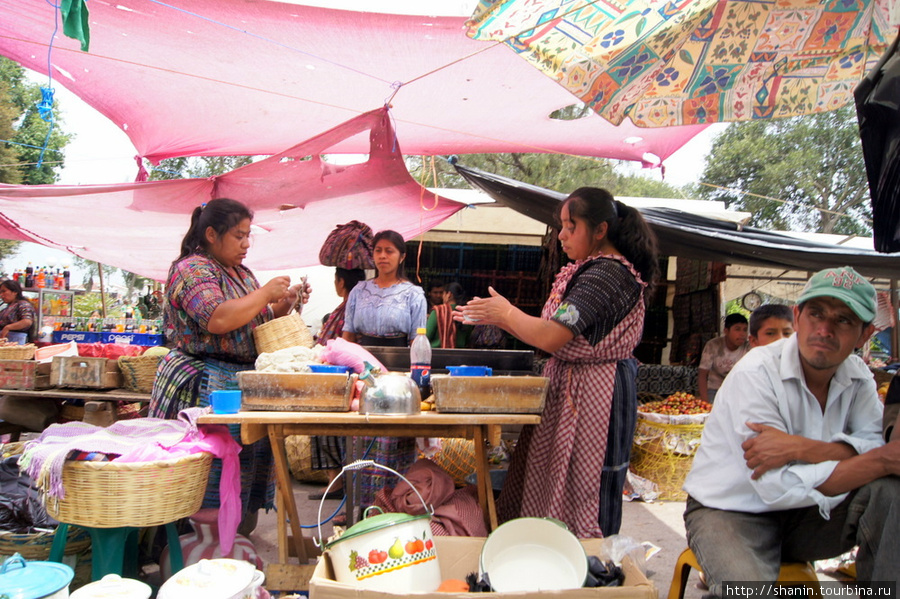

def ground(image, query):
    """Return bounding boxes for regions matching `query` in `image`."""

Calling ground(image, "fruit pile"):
[638,392,711,415]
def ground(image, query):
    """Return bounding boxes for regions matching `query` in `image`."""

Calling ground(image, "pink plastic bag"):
[320,338,386,374]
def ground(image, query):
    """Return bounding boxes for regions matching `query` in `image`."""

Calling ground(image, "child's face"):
[724,323,748,349]
[750,317,794,347]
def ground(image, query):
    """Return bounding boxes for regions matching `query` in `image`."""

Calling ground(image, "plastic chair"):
[48,522,184,582]
[668,547,821,599]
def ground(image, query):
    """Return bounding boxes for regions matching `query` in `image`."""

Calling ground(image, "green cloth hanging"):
[60,0,90,52]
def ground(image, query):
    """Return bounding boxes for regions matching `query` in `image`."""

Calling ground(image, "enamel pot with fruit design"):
[315,460,441,593]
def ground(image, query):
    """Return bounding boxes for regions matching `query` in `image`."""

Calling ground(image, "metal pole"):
[98,263,107,319]
[892,279,899,363]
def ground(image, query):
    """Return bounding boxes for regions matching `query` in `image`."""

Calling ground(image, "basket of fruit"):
[630,392,711,501]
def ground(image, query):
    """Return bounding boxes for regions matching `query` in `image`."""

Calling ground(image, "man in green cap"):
[683,266,899,596]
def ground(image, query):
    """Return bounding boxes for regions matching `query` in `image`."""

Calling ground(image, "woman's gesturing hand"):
[454,287,512,327]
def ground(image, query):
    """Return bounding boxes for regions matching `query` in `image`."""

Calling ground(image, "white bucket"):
[315,460,442,593]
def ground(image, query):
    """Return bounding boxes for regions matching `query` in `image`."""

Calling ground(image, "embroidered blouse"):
[0,299,36,340]
[343,280,427,342]
[164,252,272,363]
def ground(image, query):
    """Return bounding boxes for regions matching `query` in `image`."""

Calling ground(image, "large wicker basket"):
[117,354,163,393]
[0,343,36,360]
[45,452,212,528]
[253,312,314,353]
[430,438,477,486]
[0,526,92,588]
[630,415,705,501]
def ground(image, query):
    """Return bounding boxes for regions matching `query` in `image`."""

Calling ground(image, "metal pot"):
[0,553,74,599]
[358,373,421,416]
[314,461,441,593]
[480,517,587,592]
[69,574,151,599]
[157,559,266,599]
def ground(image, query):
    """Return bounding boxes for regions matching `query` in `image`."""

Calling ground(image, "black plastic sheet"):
[454,164,900,278]
[855,33,900,254]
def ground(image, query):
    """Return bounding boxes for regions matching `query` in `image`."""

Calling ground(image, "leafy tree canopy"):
[698,106,871,235]
[0,58,71,186]
[407,153,685,199]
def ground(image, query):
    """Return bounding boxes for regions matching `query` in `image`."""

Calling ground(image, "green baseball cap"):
[796,266,876,323]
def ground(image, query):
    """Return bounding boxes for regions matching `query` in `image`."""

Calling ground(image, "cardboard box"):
[238,371,353,411]
[432,375,549,413]
[309,536,656,599]
[0,359,52,390]
[51,356,123,389]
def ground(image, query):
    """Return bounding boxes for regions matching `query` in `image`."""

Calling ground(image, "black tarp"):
[454,163,900,279]
[855,33,900,253]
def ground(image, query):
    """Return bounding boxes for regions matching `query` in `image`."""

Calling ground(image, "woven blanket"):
[20,407,205,500]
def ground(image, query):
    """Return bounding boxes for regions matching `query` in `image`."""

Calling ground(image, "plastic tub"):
[308,364,351,374]
[446,365,492,377]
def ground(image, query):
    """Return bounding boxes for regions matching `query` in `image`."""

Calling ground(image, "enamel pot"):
[314,461,441,593]
[0,553,74,599]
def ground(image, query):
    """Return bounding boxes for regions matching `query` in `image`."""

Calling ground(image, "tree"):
[0,58,70,186]
[698,107,870,235]
[407,153,685,198]
[148,155,255,181]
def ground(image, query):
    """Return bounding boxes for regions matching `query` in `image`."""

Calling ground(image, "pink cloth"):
[373,458,487,537]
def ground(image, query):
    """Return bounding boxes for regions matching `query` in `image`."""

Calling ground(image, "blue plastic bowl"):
[447,365,492,377]
[308,364,351,374]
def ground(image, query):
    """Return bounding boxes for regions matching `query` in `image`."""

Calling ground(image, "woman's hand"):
[261,276,292,304]
[454,287,513,327]
[0,325,8,339]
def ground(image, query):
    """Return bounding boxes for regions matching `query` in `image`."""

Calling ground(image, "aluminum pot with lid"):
[358,372,421,416]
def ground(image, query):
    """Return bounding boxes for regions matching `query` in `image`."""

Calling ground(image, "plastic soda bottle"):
[410,327,432,397]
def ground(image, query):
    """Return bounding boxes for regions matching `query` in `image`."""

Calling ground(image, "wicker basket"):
[0,343,36,360]
[430,438,477,486]
[630,417,705,501]
[253,312,314,353]
[0,526,92,588]
[45,452,213,528]
[117,354,163,393]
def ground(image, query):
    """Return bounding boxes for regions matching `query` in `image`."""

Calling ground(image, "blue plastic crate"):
[100,332,164,346]
[52,331,101,344]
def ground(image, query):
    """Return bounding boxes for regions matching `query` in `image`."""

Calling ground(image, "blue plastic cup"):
[210,389,242,414]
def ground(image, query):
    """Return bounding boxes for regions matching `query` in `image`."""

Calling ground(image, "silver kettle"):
[358,368,421,416]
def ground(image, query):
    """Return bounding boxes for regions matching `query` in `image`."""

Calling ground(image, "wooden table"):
[198,411,539,579]
[1,388,151,402]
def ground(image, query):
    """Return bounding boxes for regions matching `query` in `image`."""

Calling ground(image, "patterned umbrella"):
[467,0,894,127]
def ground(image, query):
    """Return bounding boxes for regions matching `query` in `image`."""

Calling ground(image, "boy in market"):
[698,313,749,403]
[748,303,794,347]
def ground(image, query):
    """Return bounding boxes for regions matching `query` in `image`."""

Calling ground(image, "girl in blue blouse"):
[342,230,427,508]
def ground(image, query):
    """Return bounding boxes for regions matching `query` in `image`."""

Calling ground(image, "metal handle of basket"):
[314,459,434,549]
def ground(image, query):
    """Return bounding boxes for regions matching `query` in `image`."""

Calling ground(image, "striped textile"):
[497,254,645,538]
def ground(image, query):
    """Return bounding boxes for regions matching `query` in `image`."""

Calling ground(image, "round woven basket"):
[253,312,314,353]
[430,438,477,486]
[630,418,704,501]
[45,452,212,528]
[117,354,163,393]
[0,343,36,360]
